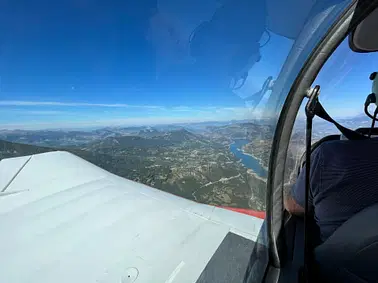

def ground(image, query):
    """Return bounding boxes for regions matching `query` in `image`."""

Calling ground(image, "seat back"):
[314,203,378,283]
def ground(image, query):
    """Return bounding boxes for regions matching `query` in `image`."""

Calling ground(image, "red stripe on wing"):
[219,206,266,219]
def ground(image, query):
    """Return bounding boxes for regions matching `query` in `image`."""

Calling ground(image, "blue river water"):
[229,139,268,178]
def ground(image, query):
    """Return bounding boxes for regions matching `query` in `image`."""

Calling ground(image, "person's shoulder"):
[315,140,344,151]
[314,139,378,157]
[319,139,378,149]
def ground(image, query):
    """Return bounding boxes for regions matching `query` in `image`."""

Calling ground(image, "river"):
[230,139,267,178]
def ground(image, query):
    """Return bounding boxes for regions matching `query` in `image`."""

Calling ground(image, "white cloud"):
[0,101,163,109]
[170,106,193,112]
[0,109,65,115]
[0,100,276,130]
[24,110,65,115]
[0,115,241,130]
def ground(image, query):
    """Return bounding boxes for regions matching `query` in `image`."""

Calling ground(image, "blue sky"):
[0,1,375,130]
[314,39,378,118]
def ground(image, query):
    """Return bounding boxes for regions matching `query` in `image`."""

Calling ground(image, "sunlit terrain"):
[0,114,367,211]
[0,120,273,210]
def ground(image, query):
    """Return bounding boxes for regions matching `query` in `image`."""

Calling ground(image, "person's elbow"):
[284,195,305,215]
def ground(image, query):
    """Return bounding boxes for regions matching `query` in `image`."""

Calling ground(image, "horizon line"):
[0,117,274,131]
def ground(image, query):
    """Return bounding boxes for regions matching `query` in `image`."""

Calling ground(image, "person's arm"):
[284,146,322,215]
[284,174,305,215]
[284,189,304,215]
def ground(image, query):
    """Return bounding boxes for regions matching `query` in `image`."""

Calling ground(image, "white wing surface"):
[0,151,264,283]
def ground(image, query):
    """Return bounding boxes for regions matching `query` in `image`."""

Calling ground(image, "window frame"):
[265,0,378,272]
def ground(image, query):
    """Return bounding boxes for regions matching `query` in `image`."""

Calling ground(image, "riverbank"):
[241,149,269,172]
[247,169,267,182]
[229,139,268,178]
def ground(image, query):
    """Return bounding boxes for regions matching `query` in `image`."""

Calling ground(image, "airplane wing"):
[0,151,264,283]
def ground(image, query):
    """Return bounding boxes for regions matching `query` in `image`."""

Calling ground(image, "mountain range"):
[0,123,269,210]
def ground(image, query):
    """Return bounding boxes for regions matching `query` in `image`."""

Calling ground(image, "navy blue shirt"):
[292,139,378,241]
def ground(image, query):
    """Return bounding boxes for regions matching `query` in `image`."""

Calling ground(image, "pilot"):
[284,72,378,243]
[284,137,378,242]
